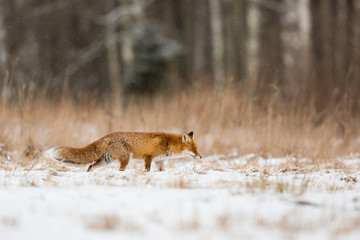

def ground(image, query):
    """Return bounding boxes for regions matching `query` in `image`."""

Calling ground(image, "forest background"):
[0,0,359,159]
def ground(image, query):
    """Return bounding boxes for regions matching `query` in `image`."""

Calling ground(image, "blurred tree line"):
[0,0,359,112]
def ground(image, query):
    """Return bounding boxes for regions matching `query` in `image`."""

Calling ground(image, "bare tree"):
[0,1,9,102]
[209,0,224,90]
[353,0,360,91]
[281,0,310,97]
[0,2,7,74]
[105,0,122,104]
[246,1,260,92]
[192,0,208,80]
[0,0,359,111]
[102,0,151,103]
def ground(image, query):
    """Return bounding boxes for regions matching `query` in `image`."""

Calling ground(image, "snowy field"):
[1,152,360,240]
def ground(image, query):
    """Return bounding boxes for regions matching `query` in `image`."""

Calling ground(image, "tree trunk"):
[281,0,310,98]
[246,1,260,92]
[209,0,224,90]
[105,1,122,105]
[231,0,246,82]
[0,2,8,75]
[192,0,207,80]
[354,0,360,83]
[0,1,9,101]
[106,30,122,103]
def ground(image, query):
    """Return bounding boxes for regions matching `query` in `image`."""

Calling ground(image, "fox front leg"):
[118,153,131,171]
[144,155,153,171]
[155,161,164,171]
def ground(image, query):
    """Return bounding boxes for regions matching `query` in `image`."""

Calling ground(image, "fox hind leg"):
[87,149,116,172]
[87,159,102,172]
[106,148,131,171]
[106,141,132,171]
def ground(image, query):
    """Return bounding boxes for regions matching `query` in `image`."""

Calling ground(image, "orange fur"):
[48,132,201,171]
[54,137,111,164]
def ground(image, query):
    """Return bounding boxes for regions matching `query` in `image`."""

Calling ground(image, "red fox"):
[44,131,201,172]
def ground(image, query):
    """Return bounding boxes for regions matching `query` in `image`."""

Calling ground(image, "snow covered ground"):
[1,153,360,240]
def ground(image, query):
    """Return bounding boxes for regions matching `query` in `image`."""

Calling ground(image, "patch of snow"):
[0,155,360,239]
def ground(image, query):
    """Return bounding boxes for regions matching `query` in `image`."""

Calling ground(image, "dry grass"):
[0,81,359,169]
[2,217,19,228]
[1,146,359,193]
[166,176,193,189]
[334,214,360,235]
[255,209,360,237]
[180,215,200,231]
[85,214,140,231]
[86,214,120,230]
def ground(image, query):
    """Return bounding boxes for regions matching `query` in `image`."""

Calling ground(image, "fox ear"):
[182,132,191,144]
[188,131,194,137]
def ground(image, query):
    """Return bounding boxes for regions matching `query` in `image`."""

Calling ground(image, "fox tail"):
[43,137,111,164]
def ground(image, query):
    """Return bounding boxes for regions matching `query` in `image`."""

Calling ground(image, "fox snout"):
[193,152,202,159]
[186,150,202,159]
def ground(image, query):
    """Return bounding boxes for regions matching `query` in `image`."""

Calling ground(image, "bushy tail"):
[43,147,61,161]
[43,147,91,164]
[43,137,111,164]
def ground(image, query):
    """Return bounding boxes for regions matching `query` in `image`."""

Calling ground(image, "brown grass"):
[0,81,359,168]
[334,214,360,235]
[2,217,19,228]
[255,209,360,237]
[85,214,140,231]
[86,214,120,230]
[180,216,200,231]
[166,176,193,189]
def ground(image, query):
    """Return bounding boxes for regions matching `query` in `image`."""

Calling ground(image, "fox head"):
[182,131,202,159]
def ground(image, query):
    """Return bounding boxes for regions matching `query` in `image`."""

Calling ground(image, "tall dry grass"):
[0,79,359,165]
